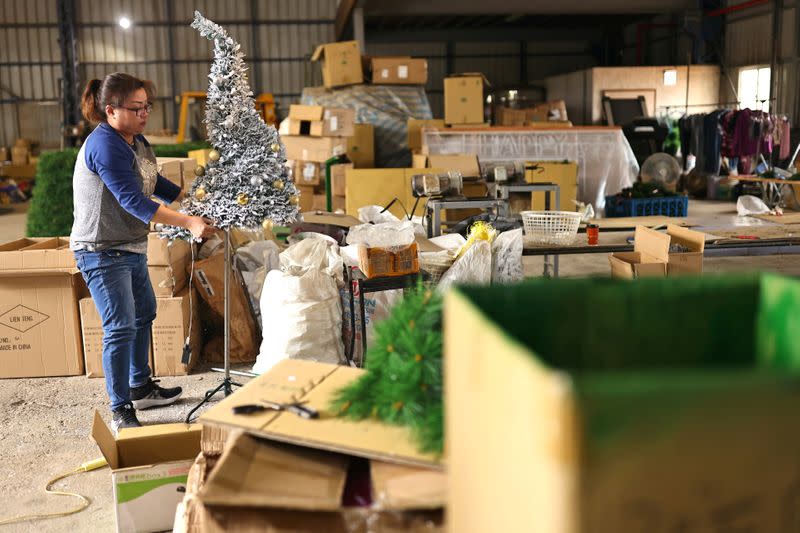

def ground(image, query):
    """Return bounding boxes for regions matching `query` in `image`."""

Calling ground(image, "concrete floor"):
[0,199,797,532]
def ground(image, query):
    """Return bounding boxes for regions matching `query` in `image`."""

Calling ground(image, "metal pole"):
[223,228,231,391]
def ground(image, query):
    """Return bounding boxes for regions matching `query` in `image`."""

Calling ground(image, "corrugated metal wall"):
[0,0,335,148]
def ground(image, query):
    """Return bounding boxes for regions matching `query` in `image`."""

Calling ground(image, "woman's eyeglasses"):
[117,103,153,117]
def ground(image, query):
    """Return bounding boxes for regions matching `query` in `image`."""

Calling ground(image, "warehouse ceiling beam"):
[335,0,359,40]
[56,0,80,139]
[362,0,695,15]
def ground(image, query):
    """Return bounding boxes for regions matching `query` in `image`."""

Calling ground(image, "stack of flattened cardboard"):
[178,359,444,531]
[280,104,355,212]
[0,237,87,378]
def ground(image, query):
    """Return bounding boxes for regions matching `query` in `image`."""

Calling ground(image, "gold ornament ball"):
[194,165,205,177]
[274,179,284,190]
[289,195,300,206]
[261,219,274,232]
[194,187,207,200]
[270,142,281,153]
[236,193,250,205]
[208,149,221,162]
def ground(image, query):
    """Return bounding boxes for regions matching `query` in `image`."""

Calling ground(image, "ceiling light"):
[119,17,132,29]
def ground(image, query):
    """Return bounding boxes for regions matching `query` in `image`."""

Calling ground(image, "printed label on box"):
[329,116,338,132]
[398,66,408,79]
[0,304,49,333]
[381,69,389,79]
[303,163,316,180]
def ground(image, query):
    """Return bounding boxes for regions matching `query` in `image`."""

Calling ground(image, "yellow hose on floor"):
[0,457,108,526]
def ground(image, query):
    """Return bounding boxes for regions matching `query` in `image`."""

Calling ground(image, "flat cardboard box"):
[293,160,321,186]
[146,233,191,267]
[330,163,353,197]
[525,160,579,212]
[444,74,488,125]
[282,136,348,163]
[0,270,85,378]
[608,226,670,279]
[92,411,202,533]
[148,252,189,297]
[311,40,363,88]
[152,288,201,376]
[407,119,445,151]
[370,57,428,85]
[445,275,800,533]
[299,212,361,228]
[346,124,375,168]
[345,167,446,220]
[80,297,154,378]
[199,359,441,467]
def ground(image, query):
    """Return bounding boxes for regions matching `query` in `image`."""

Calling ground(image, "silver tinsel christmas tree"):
[161,11,299,240]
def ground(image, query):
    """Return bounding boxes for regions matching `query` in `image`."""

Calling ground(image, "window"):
[737,66,771,111]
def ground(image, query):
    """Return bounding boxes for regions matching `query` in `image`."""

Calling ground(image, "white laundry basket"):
[521,211,582,246]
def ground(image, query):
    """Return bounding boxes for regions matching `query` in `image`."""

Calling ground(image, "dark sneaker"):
[111,404,141,434]
[130,379,183,409]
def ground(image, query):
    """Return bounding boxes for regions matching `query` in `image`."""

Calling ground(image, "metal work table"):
[425,198,506,238]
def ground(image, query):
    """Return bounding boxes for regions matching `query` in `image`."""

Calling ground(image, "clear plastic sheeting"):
[422,127,639,209]
[301,85,433,168]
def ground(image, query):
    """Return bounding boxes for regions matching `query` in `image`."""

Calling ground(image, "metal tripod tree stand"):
[185,228,243,423]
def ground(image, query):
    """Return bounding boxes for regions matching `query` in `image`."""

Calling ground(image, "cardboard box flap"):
[200,432,348,510]
[289,104,324,122]
[92,410,121,469]
[0,238,39,252]
[92,410,202,469]
[448,72,491,86]
[426,154,481,178]
[633,226,670,263]
[310,44,325,61]
[667,224,705,252]
[199,360,441,467]
[370,461,446,510]
[301,212,362,228]
[0,267,79,277]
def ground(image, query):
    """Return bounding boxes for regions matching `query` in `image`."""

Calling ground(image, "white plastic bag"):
[357,205,400,224]
[736,195,771,216]
[492,228,524,283]
[346,221,416,249]
[437,240,492,292]
[252,237,345,374]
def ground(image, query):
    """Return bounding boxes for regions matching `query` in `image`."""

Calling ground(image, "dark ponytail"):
[81,79,104,122]
[80,73,157,123]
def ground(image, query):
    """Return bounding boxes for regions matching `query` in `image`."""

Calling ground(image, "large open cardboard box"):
[284,105,355,137]
[445,274,800,533]
[176,432,444,532]
[609,225,705,279]
[0,237,85,378]
[91,411,202,533]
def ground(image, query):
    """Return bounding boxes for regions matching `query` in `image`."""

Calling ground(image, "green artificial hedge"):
[26,148,79,237]
[151,141,210,157]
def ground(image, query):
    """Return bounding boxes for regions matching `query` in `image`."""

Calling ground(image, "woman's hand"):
[186,216,217,240]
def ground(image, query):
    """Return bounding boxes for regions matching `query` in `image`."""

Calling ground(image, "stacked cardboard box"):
[0,237,86,378]
[495,101,569,126]
[444,74,489,126]
[609,225,705,279]
[368,57,428,85]
[280,104,356,212]
[146,233,201,376]
[311,40,429,89]
[11,138,31,165]
[156,156,199,196]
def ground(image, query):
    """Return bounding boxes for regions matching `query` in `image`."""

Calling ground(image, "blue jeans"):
[75,250,155,410]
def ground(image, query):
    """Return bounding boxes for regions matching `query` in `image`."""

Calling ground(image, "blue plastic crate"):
[604,195,689,217]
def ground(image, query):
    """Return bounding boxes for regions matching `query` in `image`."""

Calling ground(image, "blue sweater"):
[70,123,182,254]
